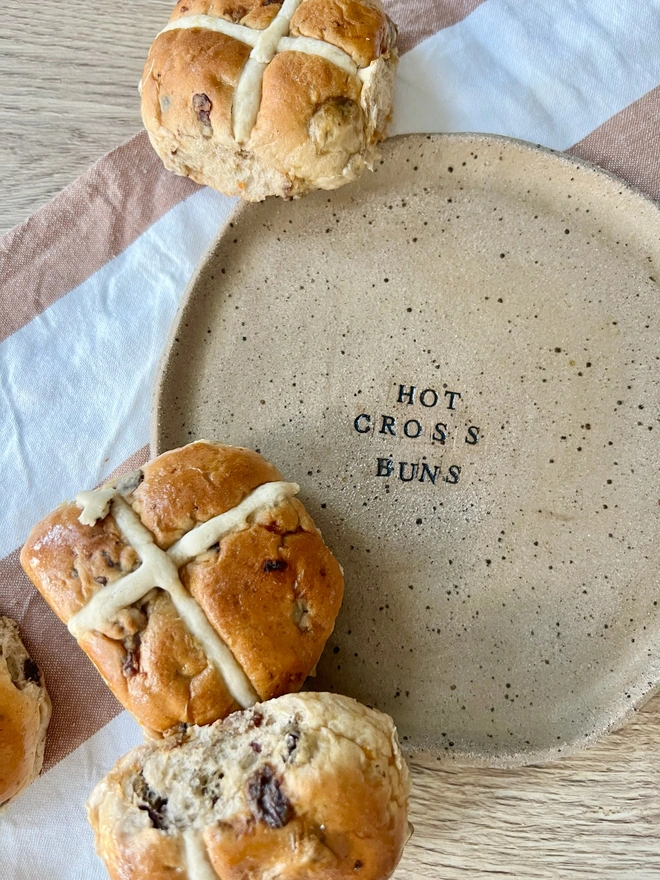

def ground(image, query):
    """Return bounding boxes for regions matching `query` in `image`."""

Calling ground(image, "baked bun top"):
[0,617,51,808]
[87,691,411,880]
[21,441,344,736]
[140,0,398,199]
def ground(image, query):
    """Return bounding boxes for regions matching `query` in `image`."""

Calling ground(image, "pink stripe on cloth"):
[568,86,660,203]
[0,133,200,344]
[384,0,486,53]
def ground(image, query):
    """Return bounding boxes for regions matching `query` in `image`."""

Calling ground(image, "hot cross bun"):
[0,617,51,808]
[87,692,411,880]
[20,441,344,737]
[140,0,398,199]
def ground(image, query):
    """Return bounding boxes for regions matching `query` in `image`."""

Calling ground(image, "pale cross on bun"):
[140,0,398,200]
[20,441,344,737]
[0,617,51,808]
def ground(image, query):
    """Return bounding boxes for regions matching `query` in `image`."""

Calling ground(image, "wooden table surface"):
[0,0,172,235]
[2,3,660,878]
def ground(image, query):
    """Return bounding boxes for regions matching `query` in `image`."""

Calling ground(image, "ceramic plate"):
[153,134,659,764]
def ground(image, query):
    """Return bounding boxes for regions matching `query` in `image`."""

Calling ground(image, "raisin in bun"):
[0,617,51,808]
[87,692,411,880]
[21,440,344,737]
[140,0,398,200]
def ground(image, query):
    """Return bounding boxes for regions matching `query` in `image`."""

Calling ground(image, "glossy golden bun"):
[21,441,344,737]
[0,617,51,808]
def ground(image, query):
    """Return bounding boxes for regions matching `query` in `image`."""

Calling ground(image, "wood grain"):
[401,698,660,878]
[1,2,660,876]
[0,1,171,235]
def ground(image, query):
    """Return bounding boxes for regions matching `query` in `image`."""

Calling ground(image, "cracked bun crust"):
[20,441,344,737]
[87,692,411,880]
[0,617,52,808]
[140,0,398,200]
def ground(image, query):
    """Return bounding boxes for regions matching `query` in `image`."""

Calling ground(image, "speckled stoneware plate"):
[153,133,659,764]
